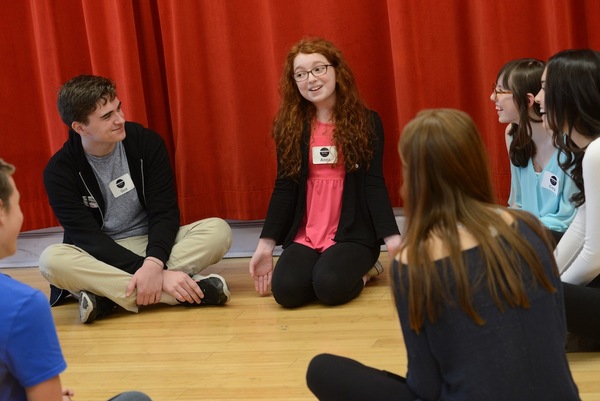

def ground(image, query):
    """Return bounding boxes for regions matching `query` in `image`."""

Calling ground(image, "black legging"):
[563,276,600,340]
[271,242,380,308]
[306,353,418,401]
[549,229,564,246]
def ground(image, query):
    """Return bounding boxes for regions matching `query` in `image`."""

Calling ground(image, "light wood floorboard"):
[4,253,600,401]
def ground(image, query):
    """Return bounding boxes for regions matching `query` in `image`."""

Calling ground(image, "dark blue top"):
[392,219,580,401]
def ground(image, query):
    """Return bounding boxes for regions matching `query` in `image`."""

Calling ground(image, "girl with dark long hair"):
[535,49,600,351]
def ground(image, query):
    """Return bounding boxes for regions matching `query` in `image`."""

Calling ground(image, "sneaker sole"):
[192,273,231,305]
[79,291,95,324]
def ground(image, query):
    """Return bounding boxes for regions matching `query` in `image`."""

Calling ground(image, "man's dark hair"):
[57,75,117,126]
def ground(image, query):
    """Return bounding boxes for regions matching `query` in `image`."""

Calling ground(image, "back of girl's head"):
[397,109,557,332]
[497,58,545,167]
[545,49,600,140]
[400,109,495,221]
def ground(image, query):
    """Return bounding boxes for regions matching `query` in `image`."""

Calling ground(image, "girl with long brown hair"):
[249,37,401,307]
[306,109,579,400]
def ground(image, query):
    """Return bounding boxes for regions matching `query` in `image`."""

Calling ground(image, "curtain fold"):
[1,0,599,232]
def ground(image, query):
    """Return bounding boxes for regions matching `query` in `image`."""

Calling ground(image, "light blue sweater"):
[508,148,577,232]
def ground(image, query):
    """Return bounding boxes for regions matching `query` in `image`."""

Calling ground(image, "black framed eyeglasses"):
[293,64,333,82]
[492,83,513,97]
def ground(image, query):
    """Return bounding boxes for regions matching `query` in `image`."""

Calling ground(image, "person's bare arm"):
[25,375,64,401]
[249,238,276,295]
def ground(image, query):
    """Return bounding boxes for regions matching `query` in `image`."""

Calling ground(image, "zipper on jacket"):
[139,158,147,205]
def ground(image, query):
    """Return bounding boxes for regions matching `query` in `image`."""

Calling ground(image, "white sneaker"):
[366,260,384,279]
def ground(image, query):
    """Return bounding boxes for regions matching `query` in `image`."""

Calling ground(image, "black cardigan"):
[260,111,400,249]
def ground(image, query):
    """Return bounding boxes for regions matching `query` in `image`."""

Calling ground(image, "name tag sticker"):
[541,171,559,195]
[109,173,135,198]
[312,146,338,164]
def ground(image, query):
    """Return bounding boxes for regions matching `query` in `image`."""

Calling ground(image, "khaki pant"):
[39,217,231,312]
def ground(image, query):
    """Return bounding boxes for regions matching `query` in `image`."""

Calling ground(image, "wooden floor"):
[4,253,600,401]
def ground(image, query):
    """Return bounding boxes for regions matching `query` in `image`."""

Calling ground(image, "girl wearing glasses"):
[491,58,577,243]
[535,49,600,352]
[249,37,401,307]
[307,109,580,401]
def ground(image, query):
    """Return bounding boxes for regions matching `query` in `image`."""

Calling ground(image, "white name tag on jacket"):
[541,171,559,195]
[312,146,338,164]
[109,173,135,198]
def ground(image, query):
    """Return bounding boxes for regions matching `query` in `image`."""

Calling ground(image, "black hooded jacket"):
[43,121,180,274]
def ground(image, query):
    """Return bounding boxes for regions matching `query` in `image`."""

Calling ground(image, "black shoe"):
[79,291,118,324]
[49,285,75,307]
[188,273,230,305]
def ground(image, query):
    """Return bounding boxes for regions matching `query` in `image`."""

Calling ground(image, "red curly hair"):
[273,37,374,179]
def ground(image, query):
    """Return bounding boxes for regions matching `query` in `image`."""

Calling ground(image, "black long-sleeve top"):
[393,219,580,401]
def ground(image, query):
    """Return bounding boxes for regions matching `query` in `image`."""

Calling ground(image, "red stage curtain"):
[1,0,599,232]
